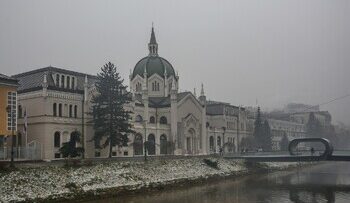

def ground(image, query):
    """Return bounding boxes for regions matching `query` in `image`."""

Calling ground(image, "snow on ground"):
[0,158,298,203]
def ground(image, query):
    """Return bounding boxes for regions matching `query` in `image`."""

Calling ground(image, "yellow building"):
[0,73,18,147]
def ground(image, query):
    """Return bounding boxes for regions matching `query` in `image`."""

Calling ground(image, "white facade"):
[13,28,249,159]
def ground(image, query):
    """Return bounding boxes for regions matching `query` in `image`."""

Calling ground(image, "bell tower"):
[148,26,158,56]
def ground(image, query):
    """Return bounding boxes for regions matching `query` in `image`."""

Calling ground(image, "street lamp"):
[143,119,148,161]
[6,105,15,168]
[222,126,226,155]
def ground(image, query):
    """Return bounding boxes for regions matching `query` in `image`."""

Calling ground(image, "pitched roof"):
[133,92,192,108]
[0,73,18,86]
[12,66,97,93]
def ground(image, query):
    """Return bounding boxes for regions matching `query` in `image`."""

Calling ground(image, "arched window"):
[72,77,75,89]
[147,134,155,155]
[61,75,65,88]
[53,103,57,116]
[217,136,221,147]
[55,74,60,86]
[209,136,214,152]
[149,116,155,124]
[74,105,78,118]
[134,134,143,155]
[152,81,160,91]
[135,115,143,122]
[160,116,167,124]
[160,134,167,155]
[54,132,60,148]
[136,82,142,92]
[69,105,72,117]
[58,104,62,117]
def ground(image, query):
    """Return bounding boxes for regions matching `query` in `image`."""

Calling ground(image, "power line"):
[299,93,350,113]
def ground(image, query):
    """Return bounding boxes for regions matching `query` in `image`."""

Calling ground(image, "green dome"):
[132,56,176,79]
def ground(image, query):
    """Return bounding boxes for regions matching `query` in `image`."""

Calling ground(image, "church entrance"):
[186,128,196,154]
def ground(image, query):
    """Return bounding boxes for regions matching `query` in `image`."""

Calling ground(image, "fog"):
[0,0,349,125]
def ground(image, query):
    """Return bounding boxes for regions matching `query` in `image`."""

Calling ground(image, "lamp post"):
[222,126,226,156]
[237,107,240,154]
[143,119,148,161]
[6,105,15,168]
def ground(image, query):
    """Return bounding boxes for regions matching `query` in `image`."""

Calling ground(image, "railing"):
[0,146,42,161]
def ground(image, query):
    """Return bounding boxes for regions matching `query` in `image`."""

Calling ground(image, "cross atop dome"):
[148,25,158,56]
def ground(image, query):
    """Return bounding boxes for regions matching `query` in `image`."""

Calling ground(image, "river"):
[84,162,350,203]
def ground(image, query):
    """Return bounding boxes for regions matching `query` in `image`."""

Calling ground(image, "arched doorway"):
[160,134,167,155]
[209,136,214,152]
[147,134,156,155]
[134,134,143,155]
[54,131,61,158]
[186,128,196,154]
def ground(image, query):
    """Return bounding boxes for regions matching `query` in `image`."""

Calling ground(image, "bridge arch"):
[288,138,333,159]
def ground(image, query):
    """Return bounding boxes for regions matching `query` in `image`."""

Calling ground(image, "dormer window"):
[55,74,60,86]
[61,75,65,88]
[72,77,75,89]
[67,76,70,89]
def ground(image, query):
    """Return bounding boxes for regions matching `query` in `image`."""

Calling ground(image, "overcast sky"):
[0,0,349,125]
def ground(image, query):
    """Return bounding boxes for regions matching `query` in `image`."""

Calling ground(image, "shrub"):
[203,158,219,169]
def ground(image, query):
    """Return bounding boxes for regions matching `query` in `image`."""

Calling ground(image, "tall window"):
[67,76,70,89]
[149,116,155,124]
[7,92,17,131]
[217,136,221,147]
[152,81,160,91]
[148,134,156,155]
[160,134,167,155]
[56,74,59,86]
[53,103,57,116]
[134,134,143,155]
[61,75,65,88]
[136,82,141,92]
[54,132,60,148]
[58,103,62,117]
[72,77,75,89]
[69,105,72,117]
[74,105,78,118]
[160,116,167,124]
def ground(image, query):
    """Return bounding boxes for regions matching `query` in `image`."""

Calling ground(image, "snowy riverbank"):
[0,158,303,202]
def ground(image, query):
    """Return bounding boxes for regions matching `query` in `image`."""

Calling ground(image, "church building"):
[12,27,248,160]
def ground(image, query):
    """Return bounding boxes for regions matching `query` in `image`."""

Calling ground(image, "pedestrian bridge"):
[224,138,350,162]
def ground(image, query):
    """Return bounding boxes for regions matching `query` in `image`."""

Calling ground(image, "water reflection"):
[82,162,350,203]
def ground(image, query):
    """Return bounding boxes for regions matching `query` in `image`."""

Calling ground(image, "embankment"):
[0,158,304,202]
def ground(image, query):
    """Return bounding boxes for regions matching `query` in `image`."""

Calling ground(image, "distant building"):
[289,111,332,127]
[284,103,319,114]
[0,74,18,149]
[206,101,248,153]
[268,119,306,150]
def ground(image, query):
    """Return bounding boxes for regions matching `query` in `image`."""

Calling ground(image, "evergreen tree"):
[91,62,134,158]
[262,120,272,151]
[60,130,84,158]
[253,107,263,148]
[280,132,289,151]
